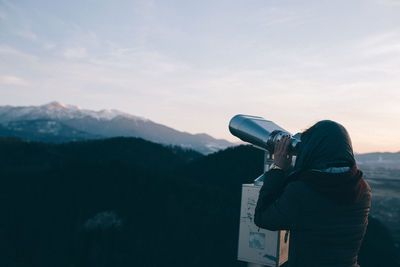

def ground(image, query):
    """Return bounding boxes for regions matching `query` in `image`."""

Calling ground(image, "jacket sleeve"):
[254,169,301,230]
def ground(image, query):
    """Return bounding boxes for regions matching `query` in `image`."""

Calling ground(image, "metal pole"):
[264,151,273,173]
[247,151,274,267]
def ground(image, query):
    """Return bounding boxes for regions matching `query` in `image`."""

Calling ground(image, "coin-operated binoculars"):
[229,115,300,267]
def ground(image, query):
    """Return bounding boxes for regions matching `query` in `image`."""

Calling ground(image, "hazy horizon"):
[3,100,400,155]
[1,0,399,153]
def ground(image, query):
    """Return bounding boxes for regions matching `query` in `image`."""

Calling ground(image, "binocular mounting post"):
[264,151,274,173]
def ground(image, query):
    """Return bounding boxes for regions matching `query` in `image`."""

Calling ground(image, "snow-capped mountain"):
[0,101,144,123]
[0,102,234,154]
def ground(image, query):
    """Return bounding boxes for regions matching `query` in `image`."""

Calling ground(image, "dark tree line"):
[0,137,397,267]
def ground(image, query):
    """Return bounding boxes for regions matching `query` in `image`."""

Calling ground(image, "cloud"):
[43,43,56,50]
[0,9,6,20]
[0,45,38,61]
[377,0,400,7]
[359,31,400,57]
[0,75,26,85]
[15,30,38,41]
[63,47,87,59]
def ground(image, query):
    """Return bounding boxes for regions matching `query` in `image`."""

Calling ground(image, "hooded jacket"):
[254,121,371,267]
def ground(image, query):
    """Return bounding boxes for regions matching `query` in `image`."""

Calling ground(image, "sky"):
[0,0,399,153]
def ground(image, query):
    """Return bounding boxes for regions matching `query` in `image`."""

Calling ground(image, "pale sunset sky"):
[0,0,399,153]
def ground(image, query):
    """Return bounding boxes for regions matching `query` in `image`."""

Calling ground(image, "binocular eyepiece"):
[267,130,300,154]
[229,114,300,155]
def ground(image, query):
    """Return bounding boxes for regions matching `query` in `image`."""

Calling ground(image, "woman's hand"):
[273,136,293,171]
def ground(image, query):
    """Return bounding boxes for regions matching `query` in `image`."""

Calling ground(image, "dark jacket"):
[254,121,372,267]
[254,169,371,267]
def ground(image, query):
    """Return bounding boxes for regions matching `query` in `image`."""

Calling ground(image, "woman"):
[254,120,371,267]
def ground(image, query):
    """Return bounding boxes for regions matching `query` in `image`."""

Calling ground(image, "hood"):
[287,120,368,205]
[292,120,356,174]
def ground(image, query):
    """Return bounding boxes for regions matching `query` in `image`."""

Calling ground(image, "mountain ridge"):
[0,101,148,122]
[1,102,398,156]
[0,101,234,154]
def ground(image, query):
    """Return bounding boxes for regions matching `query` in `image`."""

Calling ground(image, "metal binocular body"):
[229,114,300,155]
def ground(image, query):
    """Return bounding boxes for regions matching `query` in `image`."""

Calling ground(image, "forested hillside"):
[0,137,397,267]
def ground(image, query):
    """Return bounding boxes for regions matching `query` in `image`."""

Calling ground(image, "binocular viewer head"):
[229,114,300,155]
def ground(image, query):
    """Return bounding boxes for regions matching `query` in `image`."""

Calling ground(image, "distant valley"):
[356,152,400,171]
